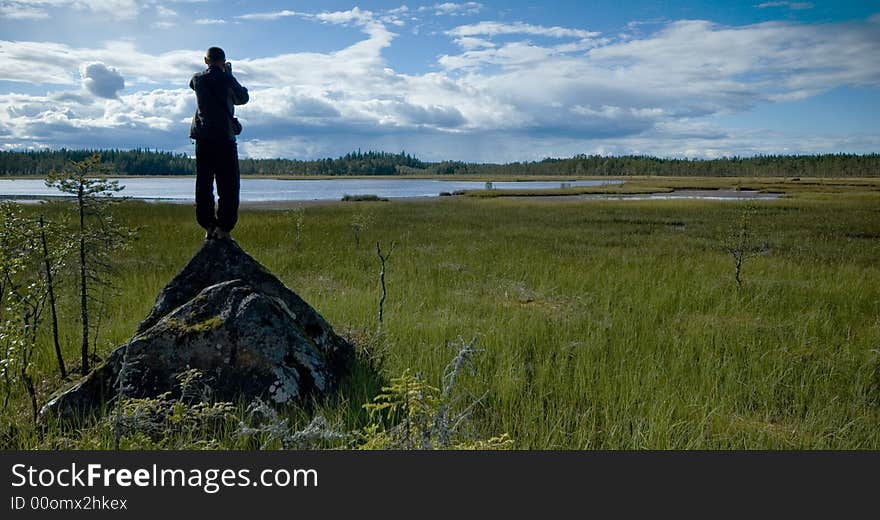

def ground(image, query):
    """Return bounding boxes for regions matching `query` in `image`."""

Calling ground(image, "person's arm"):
[228,74,249,106]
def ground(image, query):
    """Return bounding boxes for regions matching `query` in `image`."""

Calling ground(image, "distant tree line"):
[1,149,877,177]
[239,150,425,175]
[0,149,425,176]
[435,154,880,177]
[0,149,194,176]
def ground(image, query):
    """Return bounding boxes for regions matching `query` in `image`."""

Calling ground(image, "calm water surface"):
[0,177,619,202]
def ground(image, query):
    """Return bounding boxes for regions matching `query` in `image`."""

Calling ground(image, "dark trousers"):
[195,139,240,232]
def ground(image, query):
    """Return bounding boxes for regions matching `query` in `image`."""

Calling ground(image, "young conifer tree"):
[46,153,132,375]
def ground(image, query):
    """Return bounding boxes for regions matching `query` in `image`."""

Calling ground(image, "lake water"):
[0,177,619,202]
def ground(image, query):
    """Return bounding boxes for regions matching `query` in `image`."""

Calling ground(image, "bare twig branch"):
[376,241,396,328]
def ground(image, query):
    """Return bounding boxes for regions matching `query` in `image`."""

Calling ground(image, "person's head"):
[204,46,226,68]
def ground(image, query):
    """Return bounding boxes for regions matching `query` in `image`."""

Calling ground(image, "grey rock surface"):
[40,239,352,422]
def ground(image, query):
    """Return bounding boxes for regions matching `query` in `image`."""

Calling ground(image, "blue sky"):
[0,0,878,161]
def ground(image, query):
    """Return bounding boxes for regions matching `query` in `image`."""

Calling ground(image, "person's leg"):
[215,140,240,233]
[194,140,218,231]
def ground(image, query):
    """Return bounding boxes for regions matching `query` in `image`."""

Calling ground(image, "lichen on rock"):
[40,239,353,422]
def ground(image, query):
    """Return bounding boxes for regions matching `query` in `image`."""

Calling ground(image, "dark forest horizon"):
[1,148,878,178]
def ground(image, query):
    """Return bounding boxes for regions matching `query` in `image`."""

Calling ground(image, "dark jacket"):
[189,65,249,141]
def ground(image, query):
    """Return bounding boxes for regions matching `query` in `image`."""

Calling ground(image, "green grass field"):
[2,181,880,449]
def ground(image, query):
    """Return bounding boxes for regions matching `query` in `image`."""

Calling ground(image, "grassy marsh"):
[2,181,879,449]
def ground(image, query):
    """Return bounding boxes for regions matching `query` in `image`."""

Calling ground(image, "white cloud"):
[194,18,226,24]
[112,88,193,131]
[0,0,141,20]
[0,87,195,151]
[442,21,603,70]
[386,5,409,16]
[237,9,298,21]
[313,6,375,25]
[73,0,140,18]
[420,2,483,16]
[51,90,94,104]
[80,62,125,99]
[0,40,202,86]
[586,19,880,102]
[0,3,50,19]
[452,36,495,50]
[755,2,814,10]
[236,7,387,30]
[155,5,177,17]
[447,21,600,39]
[240,137,325,160]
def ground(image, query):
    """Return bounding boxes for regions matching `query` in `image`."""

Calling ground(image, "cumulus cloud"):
[239,12,878,157]
[0,40,202,86]
[80,62,125,99]
[0,87,194,152]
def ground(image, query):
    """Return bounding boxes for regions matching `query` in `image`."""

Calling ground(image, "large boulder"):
[40,239,352,422]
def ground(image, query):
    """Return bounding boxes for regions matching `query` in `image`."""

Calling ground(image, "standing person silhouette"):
[189,46,249,240]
